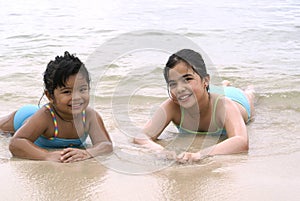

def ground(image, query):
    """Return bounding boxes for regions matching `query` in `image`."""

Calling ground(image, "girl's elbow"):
[106,142,113,153]
[233,136,248,152]
[101,141,113,154]
[9,138,19,156]
[241,138,249,152]
[133,137,144,145]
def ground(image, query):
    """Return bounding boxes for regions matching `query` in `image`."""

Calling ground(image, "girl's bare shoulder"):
[161,98,180,112]
[31,106,51,121]
[84,106,102,122]
[160,98,181,124]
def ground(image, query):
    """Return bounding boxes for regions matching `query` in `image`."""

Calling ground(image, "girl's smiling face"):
[168,61,207,108]
[51,73,90,118]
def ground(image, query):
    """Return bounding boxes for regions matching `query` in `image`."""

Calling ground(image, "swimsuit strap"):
[212,94,223,130]
[45,104,58,139]
[82,110,86,126]
[179,107,184,128]
[44,104,86,139]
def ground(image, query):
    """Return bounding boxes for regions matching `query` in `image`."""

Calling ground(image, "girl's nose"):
[72,91,81,100]
[176,81,187,93]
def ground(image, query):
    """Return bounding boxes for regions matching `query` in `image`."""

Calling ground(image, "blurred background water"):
[0,0,299,200]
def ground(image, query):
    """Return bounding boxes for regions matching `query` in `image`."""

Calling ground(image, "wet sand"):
[1,126,299,201]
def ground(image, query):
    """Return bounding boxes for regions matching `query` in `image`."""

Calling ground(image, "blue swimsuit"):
[222,86,251,120]
[13,104,87,149]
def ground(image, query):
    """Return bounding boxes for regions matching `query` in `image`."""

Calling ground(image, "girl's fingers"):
[60,149,77,161]
[176,152,188,163]
[176,152,200,164]
[61,149,88,163]
[177,153,184,159]
[61,148,74,155]
[62,153,82,163]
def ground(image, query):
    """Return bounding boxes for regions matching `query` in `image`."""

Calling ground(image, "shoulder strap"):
[44,104,58,139]
[82,110,86,126]
[212,95,224,130]
[45,103,87,139]
[179,106,184,128]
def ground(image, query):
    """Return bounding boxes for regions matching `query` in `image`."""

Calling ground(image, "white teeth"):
[178,94,190,100]
[71,103,82,108]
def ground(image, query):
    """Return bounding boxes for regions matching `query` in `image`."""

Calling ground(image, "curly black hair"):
[43,51,90,97]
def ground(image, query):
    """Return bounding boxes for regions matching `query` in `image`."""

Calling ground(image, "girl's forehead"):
[65,73,88,86]
[169,62,195,78]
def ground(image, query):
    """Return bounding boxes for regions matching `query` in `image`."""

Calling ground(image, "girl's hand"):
[157,149,177,160]
[140,142,177,159]
[60,148,91,163]
[45,151,64,162]
[176,152,202,164]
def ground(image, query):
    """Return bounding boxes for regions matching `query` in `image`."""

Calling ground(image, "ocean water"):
[0,0,299,200]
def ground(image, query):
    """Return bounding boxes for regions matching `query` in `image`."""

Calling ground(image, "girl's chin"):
[72,109,82,114]
[70,106,84,114]
[178,99,197,109]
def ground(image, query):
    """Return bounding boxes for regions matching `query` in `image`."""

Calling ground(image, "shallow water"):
[1,0,300,200]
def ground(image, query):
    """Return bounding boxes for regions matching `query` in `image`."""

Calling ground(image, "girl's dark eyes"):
[168,82,176,87]
[60,86,89,94]
[184,77,193,81]
[80,87,89,92]
[62,90,72,94]
[168,77,193,88]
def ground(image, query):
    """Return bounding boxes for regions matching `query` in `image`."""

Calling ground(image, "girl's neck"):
[186,92,211,117]
[50,104,81,123]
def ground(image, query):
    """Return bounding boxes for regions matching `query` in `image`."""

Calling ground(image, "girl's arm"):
[207,98,249,154]
[84,109,113,157]
[9,109,62,162]
[133,99,177,151]
[59,110,113,163]
[177,98,249,163]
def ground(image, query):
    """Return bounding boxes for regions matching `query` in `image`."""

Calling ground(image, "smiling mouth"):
[177,93,192,101]
[70,103,83,109]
